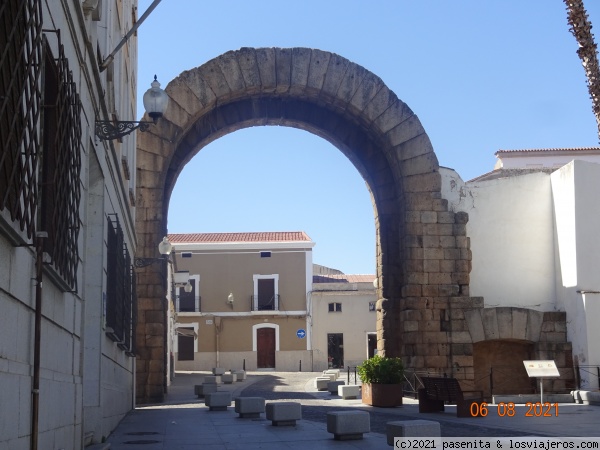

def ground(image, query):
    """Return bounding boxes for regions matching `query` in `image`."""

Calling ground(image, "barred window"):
[0,0,43,238]
[106,215,136,355]
[40,37,82,291]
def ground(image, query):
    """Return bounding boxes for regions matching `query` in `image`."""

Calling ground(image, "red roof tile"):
[313,274,376,283]
[167,231,313,244]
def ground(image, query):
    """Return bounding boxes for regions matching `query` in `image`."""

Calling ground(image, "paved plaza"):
[105,371,600,449]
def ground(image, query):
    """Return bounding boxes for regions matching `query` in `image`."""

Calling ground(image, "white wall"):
[442,161,600,389]
[310,286,376,371]
[551,161,600,383]
[442,168,556,311]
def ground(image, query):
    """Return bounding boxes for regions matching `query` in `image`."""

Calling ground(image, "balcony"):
[251,294,280,311]
[177,296,201,313]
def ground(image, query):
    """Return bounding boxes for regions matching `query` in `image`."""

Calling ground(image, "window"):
[369,301,376,311]
[328,302,342,312]
[177,275,200,312]
[252,274,279,311]
[0,0,42,239]
[105,215,136,355]
[39,36,82,291]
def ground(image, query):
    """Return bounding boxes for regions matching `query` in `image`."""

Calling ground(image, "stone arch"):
[464,307,573,397]
[135,47,475,403]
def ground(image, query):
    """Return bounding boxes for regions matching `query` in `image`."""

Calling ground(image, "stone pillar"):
[135,265,167,404]
[384,183,482,385]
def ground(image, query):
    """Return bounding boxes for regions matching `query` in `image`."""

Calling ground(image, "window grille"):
[40,36,82,291]
[0,0,43,238]
[106,215,136,355]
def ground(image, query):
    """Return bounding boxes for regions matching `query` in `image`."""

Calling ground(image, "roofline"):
[495,147,600,156]
[171,241,315,251]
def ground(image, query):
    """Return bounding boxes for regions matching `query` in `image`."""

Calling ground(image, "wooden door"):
[257,328,275,368]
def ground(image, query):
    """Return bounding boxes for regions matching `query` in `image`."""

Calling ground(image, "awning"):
[176,327,197,339]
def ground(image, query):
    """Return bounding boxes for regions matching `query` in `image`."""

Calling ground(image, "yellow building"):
[168,232,314,371]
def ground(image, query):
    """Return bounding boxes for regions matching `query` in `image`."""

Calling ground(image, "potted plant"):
[357,354,404,407]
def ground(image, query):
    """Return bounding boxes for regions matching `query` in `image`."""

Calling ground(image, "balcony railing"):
[177,296,201,313]
[251,295,280,311]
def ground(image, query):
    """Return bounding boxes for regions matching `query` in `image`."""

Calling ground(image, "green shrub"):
[357,355,404,384]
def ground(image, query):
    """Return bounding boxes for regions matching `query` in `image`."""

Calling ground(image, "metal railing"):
[402,370,440,399]
[346,366,358,385]
[250,294,280,311]
[574,365,600,390]
[177,296,201,312]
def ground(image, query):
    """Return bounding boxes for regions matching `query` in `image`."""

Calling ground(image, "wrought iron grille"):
[40,35,82,290]
[119,250,132,351]
[106,215,135,355]
[106,215,125,342]
[0,0,43,238]
[251,294,280,311]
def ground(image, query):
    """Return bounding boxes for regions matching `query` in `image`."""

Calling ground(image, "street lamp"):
[134,237,192,292]
[134,236,172,268]
[95,75,169,141]
[174,271,193,293]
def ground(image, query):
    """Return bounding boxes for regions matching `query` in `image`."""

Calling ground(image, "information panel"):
[523,360,560,378]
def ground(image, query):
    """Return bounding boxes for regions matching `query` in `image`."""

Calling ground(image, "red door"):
[257,328,275,368]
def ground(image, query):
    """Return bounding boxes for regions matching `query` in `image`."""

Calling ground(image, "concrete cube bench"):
[315,377,330,391]
[386,420,441,446]
[322,372,337,381]
[232,370,246,381]
[338,385,360,399]
[234,397,265,418]
[205,392,231,411]
[265,402,302,426]
[324,369,340,379]
[222,373,237,384]
[327,410,370,440]
[212,367,226,375]
[194,383,218,398]
[204,375,221,384]
[328,380,345,394]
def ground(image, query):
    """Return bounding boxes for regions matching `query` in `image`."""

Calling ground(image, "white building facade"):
[442,149,600,391]
[310,273,377,371]
[1,1,141,447]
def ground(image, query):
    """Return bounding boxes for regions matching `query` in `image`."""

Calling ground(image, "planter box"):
[361,383,403,407]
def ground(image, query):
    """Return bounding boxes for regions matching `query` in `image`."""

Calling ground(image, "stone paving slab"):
[105,371,600,449]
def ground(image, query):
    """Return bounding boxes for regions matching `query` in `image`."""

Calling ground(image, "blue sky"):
[136,1,600,275]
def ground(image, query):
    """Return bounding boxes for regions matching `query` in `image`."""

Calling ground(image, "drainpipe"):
[31,231,47,450]
[215,317,221,368]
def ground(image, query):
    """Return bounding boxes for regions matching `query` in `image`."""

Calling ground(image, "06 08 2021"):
[469,402,559,417]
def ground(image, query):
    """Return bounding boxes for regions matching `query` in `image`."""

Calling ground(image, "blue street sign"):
[296,329,306,339]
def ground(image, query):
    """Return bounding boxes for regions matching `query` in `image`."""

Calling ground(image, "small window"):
[369,302,376,312]
[328,302,342,312]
